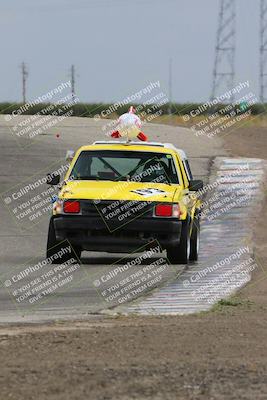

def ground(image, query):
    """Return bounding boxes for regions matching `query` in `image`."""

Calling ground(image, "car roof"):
[79,140,188,160]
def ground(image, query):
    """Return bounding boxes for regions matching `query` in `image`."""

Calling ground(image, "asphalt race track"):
[0,115,238,323]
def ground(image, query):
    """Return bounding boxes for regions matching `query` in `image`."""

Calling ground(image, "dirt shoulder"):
[0,310,266,400]
[1,125,267,400]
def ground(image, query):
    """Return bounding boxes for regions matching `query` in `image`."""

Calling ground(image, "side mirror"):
[46,173,60,186]
[66,150,75,162]
[189,179,203,191]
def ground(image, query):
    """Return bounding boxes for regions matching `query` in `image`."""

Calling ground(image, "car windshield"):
[69,150,179,184]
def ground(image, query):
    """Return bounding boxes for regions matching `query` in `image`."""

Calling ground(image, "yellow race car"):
[46,141,203,264]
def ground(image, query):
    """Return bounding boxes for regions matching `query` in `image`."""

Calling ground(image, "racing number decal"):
[131,188,167,198]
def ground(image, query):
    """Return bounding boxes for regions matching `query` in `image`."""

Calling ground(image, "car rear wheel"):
[46,218,81,263]
[189,214,200,261]
[167,218,190,264]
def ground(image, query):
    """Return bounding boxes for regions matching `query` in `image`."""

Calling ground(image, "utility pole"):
[211,0,236,102]
[260,0,267,102]
[168,57,173,115]
[21,62,28,103]
[71,65,75,100]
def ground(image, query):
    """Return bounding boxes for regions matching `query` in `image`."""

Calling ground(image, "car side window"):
[183,159,193,181]
[71,152,92,178]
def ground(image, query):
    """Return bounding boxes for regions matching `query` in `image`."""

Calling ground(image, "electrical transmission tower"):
[21,62,28,103]
[71,65,76,100]
[211,0,236,102]
[260,0,267,102]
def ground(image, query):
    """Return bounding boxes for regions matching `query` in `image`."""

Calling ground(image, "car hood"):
[59,180,182,202]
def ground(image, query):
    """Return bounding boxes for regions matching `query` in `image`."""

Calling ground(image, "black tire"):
[189,214,200,262]
[46,218,81,263]
[167,218,190,264]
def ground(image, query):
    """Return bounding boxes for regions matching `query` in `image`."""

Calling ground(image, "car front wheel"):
[46,217,81,263]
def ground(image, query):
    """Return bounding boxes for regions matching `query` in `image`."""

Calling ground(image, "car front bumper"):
[53,215,182,253]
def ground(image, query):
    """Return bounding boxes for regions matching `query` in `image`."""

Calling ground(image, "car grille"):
[80,200,155,220]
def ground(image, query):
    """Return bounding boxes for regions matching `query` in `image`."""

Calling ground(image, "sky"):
[0,0,260,103]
